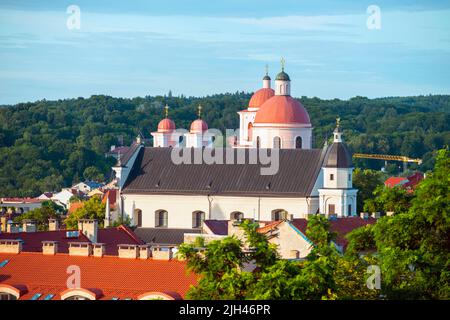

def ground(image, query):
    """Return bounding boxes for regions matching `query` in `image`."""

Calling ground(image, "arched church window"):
[272,209,288,221]
[230,211,244,220]
[273,136,281,148]
[178,135,185,147]
[134,209,142,227]
[155,210,168,228]
[295,136,302,149]
[247,123,253,141]
[192,211,205,228]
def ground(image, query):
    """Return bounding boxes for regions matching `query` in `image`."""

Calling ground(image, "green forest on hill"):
[0,93,449,197]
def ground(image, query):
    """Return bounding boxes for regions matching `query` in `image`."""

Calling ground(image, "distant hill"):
[0,93,449,197]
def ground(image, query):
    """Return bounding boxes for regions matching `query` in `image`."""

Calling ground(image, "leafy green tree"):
[83,166,104,182]
[349,148,450,299]
[363,185,414,214]
[352,168,385,213]
[13,200,64,231]
[64,196,105,229]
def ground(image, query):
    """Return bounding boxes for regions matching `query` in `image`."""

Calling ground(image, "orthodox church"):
[110,63,358,229]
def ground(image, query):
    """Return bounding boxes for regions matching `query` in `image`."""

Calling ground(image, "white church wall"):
[252,126,312,149]
[121,194,317,228]
[318,189,357,217]
[322,167,353,189]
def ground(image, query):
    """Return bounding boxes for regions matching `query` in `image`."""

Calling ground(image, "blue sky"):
[0,0,449,104]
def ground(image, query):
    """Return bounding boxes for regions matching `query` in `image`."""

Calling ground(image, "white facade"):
[237,111,257,146]
[52,189,75,208]
[275,79,290,96]
[318,188,357,217]
[252,124,312,149]
[185,132,212,148]
[151,132,180,148]
[122,193,320,228]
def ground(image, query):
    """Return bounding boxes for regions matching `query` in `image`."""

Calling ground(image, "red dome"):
[249,88,274,109]
[254,96,311,125]
[157,118,175,132]
[190,119,208,133]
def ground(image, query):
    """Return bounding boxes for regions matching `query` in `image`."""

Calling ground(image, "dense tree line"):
[0,93,448,197]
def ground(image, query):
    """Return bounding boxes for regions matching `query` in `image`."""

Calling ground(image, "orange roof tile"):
[0,252,198,300]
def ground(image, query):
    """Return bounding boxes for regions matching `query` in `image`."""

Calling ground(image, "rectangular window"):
[330,174,334,181]
[328,204,336,214]
[348,204,352,215]
[349,174,351,181]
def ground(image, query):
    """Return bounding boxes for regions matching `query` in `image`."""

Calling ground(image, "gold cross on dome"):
[164,104,169,118]
[197,104,202,118]
[281,57,285,71]
[336,117,341,128]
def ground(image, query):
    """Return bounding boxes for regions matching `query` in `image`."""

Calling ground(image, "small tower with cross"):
[275,57,291,96]
[151,103,179,147]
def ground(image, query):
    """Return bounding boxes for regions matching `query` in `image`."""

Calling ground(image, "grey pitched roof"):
[116,142,141,167]
[323,142,353,168]
[122,147,327,197]
[134,228,201,245]
[204,220,228,235]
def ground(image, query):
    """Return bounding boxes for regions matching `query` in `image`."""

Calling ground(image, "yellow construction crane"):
[353,153,422,171]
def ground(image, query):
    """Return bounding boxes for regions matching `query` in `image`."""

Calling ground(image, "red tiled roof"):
[0,226,144,256]
[257,220,283,234]
[98,225,145,255]
[101,189,117,207]
[68,201,84,214]
[0,230,90,253]
[291,217,376,248]
[0,252,198,300]
[328,217,376,248]
[384,177,408,188]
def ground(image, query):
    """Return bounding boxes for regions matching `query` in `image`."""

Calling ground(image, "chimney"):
[386,211,395,217]
[77,219,98,243]
[139,244,151,259]
[48,218,59,231]
[0,239,22,254]
[104,196,110,228]
[360,212,369,220]
[151,246,173,261]
[42,241,58,255]
[22,219,37,233]
[68,242,92,257]
[371,212,381,219]
[6,221,20,233]
[118,244,139,259]
[288,214,294,221]
[92,243,105,257]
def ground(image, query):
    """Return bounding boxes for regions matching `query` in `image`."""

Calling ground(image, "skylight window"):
[0,260,9,268]
[43,294,54,300]
[30,293,42,300]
